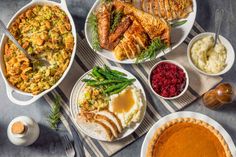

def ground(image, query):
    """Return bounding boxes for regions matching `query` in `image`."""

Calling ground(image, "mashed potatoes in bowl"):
[190,35,227,74]
[187,32,235,76]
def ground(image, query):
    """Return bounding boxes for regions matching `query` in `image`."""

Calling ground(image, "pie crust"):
[146,118,232,157]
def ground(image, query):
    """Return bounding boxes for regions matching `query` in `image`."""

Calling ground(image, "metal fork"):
[61,135,76,157]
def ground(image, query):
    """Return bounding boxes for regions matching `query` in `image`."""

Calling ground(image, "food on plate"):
[113,18,149,60]
[116,1,170,44]
[76,65,145,141]
[4,5,74,94]
[97,4,111,49]
[77,113,114,140]
[190,35,227,74]
[150,62,187,98]
[88,0,170,62]
[146,118,232,157]
[109,86,144,127]
[141,0,193,21]
[78,86,109,111]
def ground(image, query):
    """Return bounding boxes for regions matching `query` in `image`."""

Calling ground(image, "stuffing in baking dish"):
[4,5,74,95]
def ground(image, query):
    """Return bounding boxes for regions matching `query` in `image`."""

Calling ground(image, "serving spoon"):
[0,20,50,67]
[213,9,225,47]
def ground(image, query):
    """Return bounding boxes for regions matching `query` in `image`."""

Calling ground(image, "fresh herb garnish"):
[136,38,166,63]
[82,65,135,95]
[88,13,101,51]
[171,20,187,27]
[110,11,123,32]
[48,95,61,130]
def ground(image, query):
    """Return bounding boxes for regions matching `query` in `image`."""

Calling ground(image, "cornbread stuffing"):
[4,5,74,94]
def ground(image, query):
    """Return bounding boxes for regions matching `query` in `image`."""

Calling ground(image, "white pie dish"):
[0,0,77,105]
[187,32,235,76]
[140,111,236,157]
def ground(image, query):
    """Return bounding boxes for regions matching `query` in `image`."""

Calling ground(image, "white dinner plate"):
[85,0,197,64]
[141,111,236,157]
[70,66,147,141]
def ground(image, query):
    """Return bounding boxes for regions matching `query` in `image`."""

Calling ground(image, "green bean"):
[110,69,127,76]
[86,80,124,86]
[82,79,96,83]
[104,82,127,93]
[97,68,116,80]
[92,67,104,80]
[109,82,130,95]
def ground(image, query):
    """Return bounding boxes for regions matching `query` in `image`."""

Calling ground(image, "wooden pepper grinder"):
[202,83,235,109]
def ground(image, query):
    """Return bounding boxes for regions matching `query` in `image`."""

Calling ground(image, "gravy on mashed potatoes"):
[191,36,227,74]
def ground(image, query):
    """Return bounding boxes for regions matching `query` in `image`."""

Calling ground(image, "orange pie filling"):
[147,119,231,157]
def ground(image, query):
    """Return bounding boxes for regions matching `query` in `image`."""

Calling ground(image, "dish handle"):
[60,0,68,10]
[6,86,41,106]
[30,0,69,11]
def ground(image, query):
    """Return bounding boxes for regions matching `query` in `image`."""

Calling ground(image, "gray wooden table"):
[0,0,235,157]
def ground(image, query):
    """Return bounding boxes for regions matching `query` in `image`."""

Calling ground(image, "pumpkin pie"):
[147,118,232,157]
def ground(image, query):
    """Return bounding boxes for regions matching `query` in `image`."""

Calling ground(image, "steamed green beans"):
[82,65,135,95]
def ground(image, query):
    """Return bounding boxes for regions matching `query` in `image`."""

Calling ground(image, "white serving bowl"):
[148,60,189,100]
[0,0,77,105]
[187,32,235,76]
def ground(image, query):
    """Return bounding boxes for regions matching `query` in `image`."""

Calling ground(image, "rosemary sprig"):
[171,20,187,27]
[48,95,61,130]
[110,11,123,32]
[88,13,101,51]
[136,38,167,63]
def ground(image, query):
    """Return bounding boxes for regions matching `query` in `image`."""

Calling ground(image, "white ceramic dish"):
[0,0,77,105]
[141,111,236,157]
[70,66,147,141]
[85,0,197,64]
[187,32,235,76]
[148,60,189,100]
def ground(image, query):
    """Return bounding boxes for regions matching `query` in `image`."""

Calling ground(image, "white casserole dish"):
[0,0,77,105]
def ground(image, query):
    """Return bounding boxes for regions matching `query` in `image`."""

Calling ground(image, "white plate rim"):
[70,66,147,142]
[84,0,197,64]
[140,111,236,157]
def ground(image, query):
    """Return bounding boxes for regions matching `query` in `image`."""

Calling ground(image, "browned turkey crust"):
[153,0,161,17]
[169,0,193,19]
[164,0,173,20]
[141,0,146,12]
[158,0,166,19]
[146,0,153,15]
[142,0,193,21]
[97,4,111,49]
[114,0,170,45]
[113,17,149,60]
[109,17,133,43]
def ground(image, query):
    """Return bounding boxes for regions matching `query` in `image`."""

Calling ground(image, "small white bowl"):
[148,60,189,100]
[187,32,235,76]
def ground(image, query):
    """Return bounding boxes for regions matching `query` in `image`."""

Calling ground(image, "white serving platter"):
[85,0,197,64]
